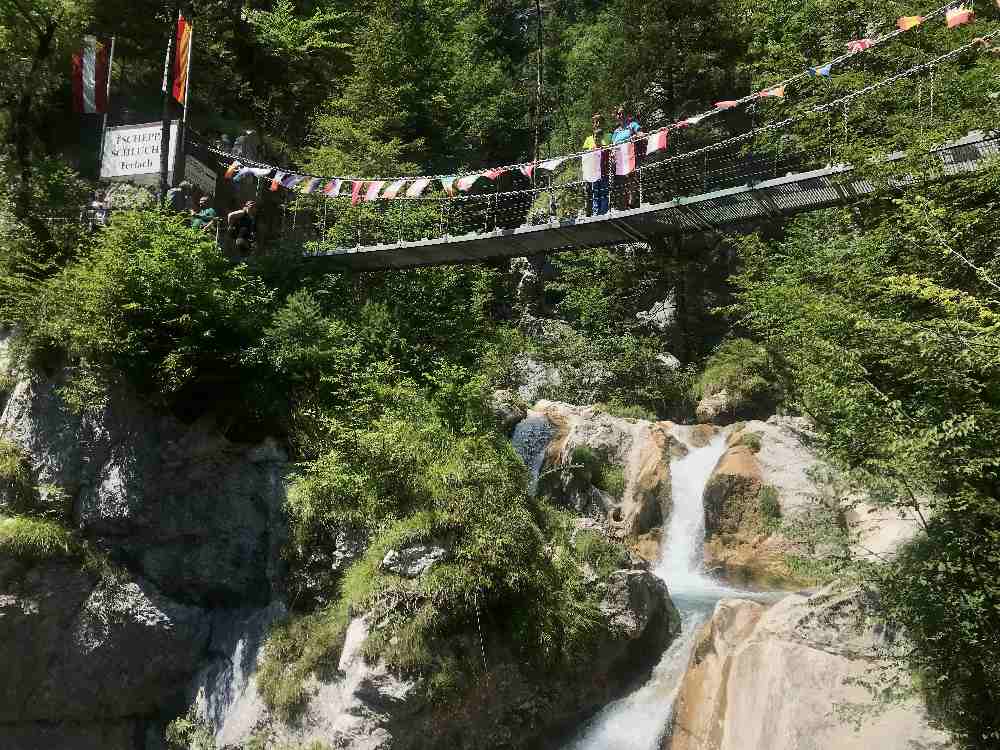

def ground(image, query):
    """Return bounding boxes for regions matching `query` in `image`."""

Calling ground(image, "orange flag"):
[897,15,923,30]
[172,15,193,105]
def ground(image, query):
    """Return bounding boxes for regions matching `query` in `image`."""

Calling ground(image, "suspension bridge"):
[301,130,997,271]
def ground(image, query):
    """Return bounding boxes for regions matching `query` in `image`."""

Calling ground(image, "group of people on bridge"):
[583,105,643,217]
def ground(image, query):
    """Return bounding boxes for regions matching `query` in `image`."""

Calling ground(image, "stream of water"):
[561,432,736,750]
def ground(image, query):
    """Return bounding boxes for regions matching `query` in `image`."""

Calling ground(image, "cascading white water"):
[564,433,735,750]
[512,410,555,493]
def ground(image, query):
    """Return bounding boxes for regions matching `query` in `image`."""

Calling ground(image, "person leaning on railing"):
[611,105,644,210]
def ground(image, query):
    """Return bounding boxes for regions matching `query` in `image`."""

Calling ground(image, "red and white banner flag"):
[615,142,636,176]
[323,179,343,197]
[365,181,385,201]
[581,150,603,182]
[72,36,111,114]
[946,6,974,27]
[172,15,193,105]
[351,180,364,205]
[405,178,431,198]
[381,179,407,199]
[646,130,668,154]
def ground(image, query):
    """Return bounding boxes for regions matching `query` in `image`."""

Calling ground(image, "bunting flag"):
[456,174,480,192]
[520,163,536,179]
[946,6,974,27]
[808,63,833,77]
[269,171,286,191]
[615,142,636,176]
[406,178,431,198]
[760,85,786,98]
[365,181,386,200]
[897,15,923,30]
[440,176,457,196]
[684,114,705,126]
[382,179,407,199]
[581,150,603,182]
[301,177,322,194]
[281,173,305,190]
[539,157,567,171]
[72,35,111,114]
[172,15,193,105]
[351,180,364,205]
[323,179,343,197]
[646,129,669,154]
[847,38,875,53]
[484,168,506,181]
[224,162,242,180]
[234,166,271,182]
[715,100,739,110]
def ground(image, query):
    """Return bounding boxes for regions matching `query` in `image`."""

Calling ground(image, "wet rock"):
[665,587,953,750]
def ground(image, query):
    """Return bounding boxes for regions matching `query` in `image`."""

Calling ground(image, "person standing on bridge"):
[227,200,258,258]
[584,113,611,216]
[612,106,643,210]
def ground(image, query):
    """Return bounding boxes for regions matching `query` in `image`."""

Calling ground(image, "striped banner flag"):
[323,179,343,197]
[406,178,431,198]
[72,36,111,114]
[351,180,364,205]
[382,179,407,199]
[646,129,669,154]
[365,181,386,201]
[172,15,193,105]
[581,150,603,182]
[615,142,636,176]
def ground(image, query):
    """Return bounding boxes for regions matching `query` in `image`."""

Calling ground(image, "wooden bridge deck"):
[304,132,998,271]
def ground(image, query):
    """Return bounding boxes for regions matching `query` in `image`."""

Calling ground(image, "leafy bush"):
[164,705,215,750]
[0,439,32,512]
[0,516,78,561]
[12,210,274,403]
[694,338,781,410]
[569,445,625,497]
[758,485,781,531]
[739,431,763,453]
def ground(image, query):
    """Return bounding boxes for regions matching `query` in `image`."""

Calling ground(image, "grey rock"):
[655,353,681,370]
[490,389,527,436]
[601,569,678,638]
[381,544,448,578]
[636,294,677,332]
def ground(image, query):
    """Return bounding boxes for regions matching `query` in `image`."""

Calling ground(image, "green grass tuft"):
[0,516,78,560]
[739,431,763,453]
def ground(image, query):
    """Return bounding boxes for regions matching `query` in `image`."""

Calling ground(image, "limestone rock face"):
[695,389,734,424]
[535,400,686,539]
[0,374,287,605]
[665,588,953,750]
[0,560,210,728]
[381,543,448,578]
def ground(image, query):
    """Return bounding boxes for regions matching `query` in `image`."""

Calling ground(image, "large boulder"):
[664,587,952,750]
[0,559,210,744]
[534,401,687,539]
[0,373,287,605]
[189,564,680,750]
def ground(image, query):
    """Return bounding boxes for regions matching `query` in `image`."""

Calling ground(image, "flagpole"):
[177,17,192,183]
[159,5,180,205]
[98,36,115,179]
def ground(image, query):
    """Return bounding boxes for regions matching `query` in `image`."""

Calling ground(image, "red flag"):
[172,15,193,105]
[847,38,874,53]
[351,180,364,205]
[72,36,111,114]
[615,142,636,176]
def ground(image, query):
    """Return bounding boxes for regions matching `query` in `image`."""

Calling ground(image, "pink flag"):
[715,100,739,110]
[538,157,567,172]
[847,38,874,53]
[456,175,479,192]
[323,179,343,197]
[615,142,636,176]
[484,168,505,180]
[581,150,603,182]
[382,179,407,199]
[646,129,669,154]
[946,6,974,27]
[365,181,385,201]
[351,180,364,205]
[520,163,536,179]
[405,178,431,198]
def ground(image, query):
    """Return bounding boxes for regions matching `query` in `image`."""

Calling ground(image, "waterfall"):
[512,410,555,493]
[564,433,735,750]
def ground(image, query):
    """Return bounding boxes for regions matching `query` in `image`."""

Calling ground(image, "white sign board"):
[101,121,180,183]
[185,156,217,196]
